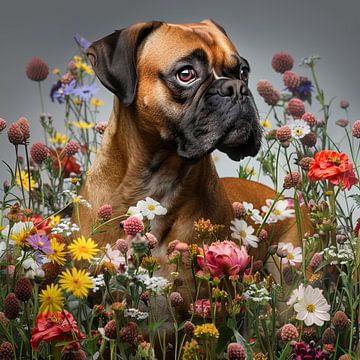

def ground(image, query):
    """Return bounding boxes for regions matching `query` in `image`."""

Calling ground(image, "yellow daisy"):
[72,120,95,130]
[16,170,36,192]
[39,283,64,314]
[49,215,61,227]
[47,238,67,266]
[68,235,98,261]
[58,267,93,298]
[260,119,271,129]
[90,98,104,108]
[48,133,69,145]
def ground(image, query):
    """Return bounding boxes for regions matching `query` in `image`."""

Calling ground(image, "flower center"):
[273,209,281,216]
[239,230,247,238]
[294,128,303,136]
[306,303,315,313]
[79,246,89,254]
[287,253,295,260]
[39,240,44,247]
[147,204,156,211]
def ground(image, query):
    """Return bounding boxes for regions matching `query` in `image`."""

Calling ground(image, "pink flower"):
[190,299,222,318]
[196,241,250,278]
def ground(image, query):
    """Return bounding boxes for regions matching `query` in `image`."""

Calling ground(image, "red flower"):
[50,147,81,178]
[308,150,358,190]
[28,215,52,234]
[30,310,85,350]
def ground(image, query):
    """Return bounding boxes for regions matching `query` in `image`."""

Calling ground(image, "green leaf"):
[227,319,252,359]
[215,323,233,354]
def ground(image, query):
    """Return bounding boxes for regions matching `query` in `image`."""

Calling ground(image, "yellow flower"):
[59,267,93,298]
[10,228,32,247]
[49,215,61,227]
[16,170,36,192]
[73,55,82,62]
[74,57,94,75]
[72,120,95,130]
[90,98,104,108]
[260,119,271,129]
[48,133,69,145]
[47,238,67,266]
[68,235,99,261]
[245,166,256,176]
[73,97,82,105]
[52,68,60,75]
[39,283,64,314]
[193,323,219,339]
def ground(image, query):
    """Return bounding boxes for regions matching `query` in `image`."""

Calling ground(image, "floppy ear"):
[86,21,162,106]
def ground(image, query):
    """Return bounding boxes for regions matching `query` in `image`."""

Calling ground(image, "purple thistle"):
[27,234,53,255]
[74,33,91,49]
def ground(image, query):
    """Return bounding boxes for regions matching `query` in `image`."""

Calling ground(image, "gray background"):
[0,0,359,183]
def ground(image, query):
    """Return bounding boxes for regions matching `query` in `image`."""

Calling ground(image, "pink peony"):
[197,240,250,278]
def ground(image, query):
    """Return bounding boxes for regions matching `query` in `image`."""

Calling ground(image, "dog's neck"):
[85,97,233,242]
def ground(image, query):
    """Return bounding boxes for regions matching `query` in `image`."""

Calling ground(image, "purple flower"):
[290,76,314,104]
[73,83,98,101]
[74,33,91,49]
[27,234,53,255]
[50,80,77,103]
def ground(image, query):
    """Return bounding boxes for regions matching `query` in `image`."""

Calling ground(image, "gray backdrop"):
[0,0,359,183]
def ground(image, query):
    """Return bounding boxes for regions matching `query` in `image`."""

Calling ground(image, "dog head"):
[87,20,261,161]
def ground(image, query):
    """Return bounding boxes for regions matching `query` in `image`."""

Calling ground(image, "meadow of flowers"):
[0,34,359,360]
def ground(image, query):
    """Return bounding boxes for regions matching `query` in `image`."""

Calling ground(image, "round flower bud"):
[258,229,268,242]
[302,326,316,342]
[17,117,30,140]
[253,260,263,272]
[281,323,299,341]
[335,118,349,127]
[339,99,349,109]
[272,52,294,73]
[7,123,24,145]
[321,327,336,345]
[301,112,317,127]
[263,89,280,106]
[30,142,49,165]
[227,342,246,360]
[64,140,80,156]
[119,322,138,344]
[14,277,33,302]
[97,204,113,222]
[0,118,7,132]
[144,233,157,249]
[26,57,49,81]
[339,355,351,360]
[287,98,305,119]
[256,79,274,98]
[276,125,292,142]
[276,247,288,258]
[0,342,14,360]
[352,120,360,138]
[309,252,323,272]
[122,216,144,236]
[184,321,195,336]
[4,293,20,319]
[268,244,278,255]
[283,171,302,189]
[233,202,246,218]
[115,238,128,253]
[283,71,300,89]
[95,121,108,135]
[299,157,313,171]
[332,311,349,330]
[61,72,75,85]
[300,132,317,148]
[104,319,117,339]
[169,291,184,307]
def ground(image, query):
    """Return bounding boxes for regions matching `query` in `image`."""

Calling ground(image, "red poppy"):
[30,310,85,350]
[307,150,358,190]
[50,147,81,178]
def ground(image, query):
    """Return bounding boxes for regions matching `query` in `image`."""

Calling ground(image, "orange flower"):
[308,150,358,190]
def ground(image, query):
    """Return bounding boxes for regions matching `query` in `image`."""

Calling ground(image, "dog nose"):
[218,79,248,101]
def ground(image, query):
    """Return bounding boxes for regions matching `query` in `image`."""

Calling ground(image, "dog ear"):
[201,19,228,37]
[86,21,162,106]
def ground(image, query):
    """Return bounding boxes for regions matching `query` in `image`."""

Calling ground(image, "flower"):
[95,121,108,134]
[197,240,250,277]
[90,98,104,107]
[7,123,24,145]
[49,147,81,177]
[30,310,85,350]
[260,119,271,129]
[39,284,64,314]
[352,120,360,138]
[301,132,317,147]
[307,150,358,190]
[47,238,67,266]
[14,277,33,301]
[289,120,310,139]
[227,343,246,360]
[102,244,125,268]
[64,140,80,157]
[283,70,300,89]
[134,197,167,220]
[74,33,90,49]
[191,299,222,318]
[59,267,93,298]
[336,118,349,127]
[26,57,49,81]
[0,342,14,360]
[68,235,98,261]
[0,118,7,132]
[72,120,95,129]
[276,125,292,142]
[27,234,53,254]
[261,199,295,223]
[287,284,305,306]
[283,171,302,189]
[291,76,314,102]
[301,112,317,127]
[287,98,305,119]
[48,133,69,145]
[277,242,302,266]
[271,52,294,73]
[230,219,260,248]
[10,221,35,246]
[30,142,49,165]
[123,216,145,235]
[17,117,30,140]
[51,80,77,103]
[73,83,98,101]
[97,204,113,221]
[193,323,219,339]
[256,80,280,106]
[293,285,330,326]
[4,293,20,319]
[280,323,299,341]
[119,322,138,344]
[15,170,36,192]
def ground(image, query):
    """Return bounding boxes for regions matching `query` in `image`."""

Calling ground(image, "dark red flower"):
[30,310,85,350]
[50,147,81,178]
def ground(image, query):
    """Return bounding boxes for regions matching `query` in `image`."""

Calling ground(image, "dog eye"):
[176,66,197,84]
[240,67,249,82]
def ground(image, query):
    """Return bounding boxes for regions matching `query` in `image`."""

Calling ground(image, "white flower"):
[136,274,170,294]
[230,218,259,248]
[242,202,263,224]
[293,285,330,326]
[135,197,167,220]
[261,199,295,223]
[102,244,125,268]
[243,283,271,303]
[320,241,355,265]
[287,283,305,306]
[62,190,92,208]
[127,206,144,220]
[289,120,310,139]
[90,274,106,292]
[1,221,34,240]
[124,308,149,321]
[0,241,6,258]
[17,251,50,271]
[278,242,302,266]
[51,218,80,236]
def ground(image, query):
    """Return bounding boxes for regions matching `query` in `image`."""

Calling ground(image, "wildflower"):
[197,240,250,277]
[73,83,98,101]
[10,221,34,246]
[52,68,60,75]
[17,117,30,140]
[260,119,271,128]
[64,140,80,157]
[59,267,93,298]
[51,79,77,103]
[144,232,157,249]
[332,311,349,330]
[283,171,302,189]
[335,118,349,127]
[283,70,300,89]
[299,55,321,67]
[169,291,184,307]
[0,342,14,360]
[72,120,96,129]
[289,120,310,139]
[293,285,330,326]
[321,328,336,345]
[227,343,246,360]
[340,99,350,109]
[277,242,302,266]
[191,299,222,318]
[30,142,49,165]
[299,156,313,170]
[102,243,124,268]
[133,197,167,220]
[272,52,294,73]
[51,217,80,236]
[116,238,128,253]
[30,310,85,350]
[97,204,113,221]
[309,252,323,271]
[287,283,305,306]
[7,123,24,145]
[38,284,64,314]
[90,274,106,292]
[352,120,360,138]
[291,76,314,101]
[302,112,317,127]
[104,320,117,339]
[74,33,90,49]
[123,216,145,235]
[280,324,299,341]
[4,293,20,319]
[90,98,104,107]
[301,132,317,147]
[49,215,61,227]
[14,277,33,302]
[136,273,170,294]
[194,323,219,339]
[243,283,271,303]
[95,121,108,134]
[26,57,49,81]
[256,80,280,106]
[68,235,99,261]
[308,150,358,190]
[261,199,295,223]
[27,234,53,254]
[124,308,149,321]
[230,219,260,247]
[73,59,94,75]
[48,132,69,145]
[287,98,305,119]
[15,170,36,193]
[119,322,138,344]
[47,238,67,265]
[233,202,246,218]
[0,118,6,132]
[276,125,292,142]
[182,340,200,360]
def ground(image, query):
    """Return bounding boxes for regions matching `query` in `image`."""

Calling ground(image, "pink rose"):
[197,241,250,278]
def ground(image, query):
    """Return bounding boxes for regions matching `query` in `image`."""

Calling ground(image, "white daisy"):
[287,283,305,306]
[278,242,302,266]
[127,206,144,220]
[135,197,167,220]
[289,120,310,139]
[0,241,6,258]
[1,221,34,240]
[242,201,263,224]
[230,218,260,248]
[261,199,295,223]
[293,285,330,326]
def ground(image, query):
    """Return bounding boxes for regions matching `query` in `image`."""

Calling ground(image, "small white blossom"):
[261,199,295,223]
[132,197,167,220]
[90,274,106,292]
[136,274,170,294]
[242,201,263,224]
[289,120,310,139]
[62,190,92,208]
[244,283,271,303]
[320,241,355,265]
[102,244,125,269]
[124,308,149,321]
[287,283,305,306]
[1,221,35,240]
[17,251,50,271]
[51,218,80,236]
[0,241,6,258]
[277,242,302,266]
[230,218,259,248]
